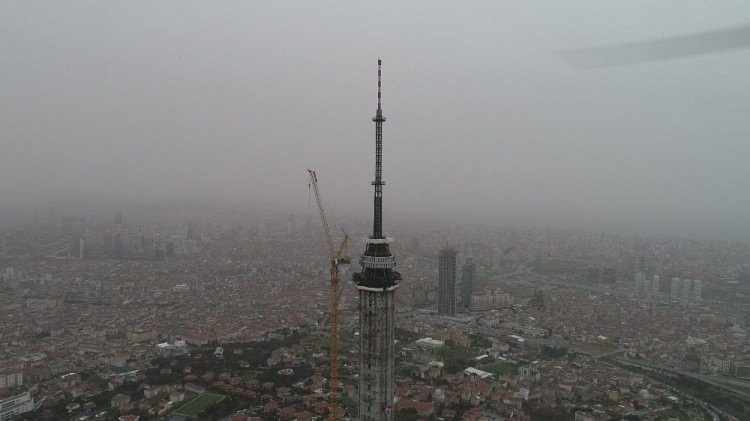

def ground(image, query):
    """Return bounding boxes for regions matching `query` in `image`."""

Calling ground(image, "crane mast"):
[307,169,348,421]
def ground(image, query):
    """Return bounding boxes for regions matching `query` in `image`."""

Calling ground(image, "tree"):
[395,407,419,421]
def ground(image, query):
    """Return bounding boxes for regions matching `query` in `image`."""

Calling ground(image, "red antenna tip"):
[377,59,382,107]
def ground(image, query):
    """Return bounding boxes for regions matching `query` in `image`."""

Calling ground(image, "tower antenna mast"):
[372,58,385,239]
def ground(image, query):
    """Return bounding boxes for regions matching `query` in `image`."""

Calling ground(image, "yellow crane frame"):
[307,169,349,421]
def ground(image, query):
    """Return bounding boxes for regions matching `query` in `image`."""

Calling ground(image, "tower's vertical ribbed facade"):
[353,59,401,421]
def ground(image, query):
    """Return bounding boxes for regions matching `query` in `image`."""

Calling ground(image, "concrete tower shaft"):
[353,59,400,421]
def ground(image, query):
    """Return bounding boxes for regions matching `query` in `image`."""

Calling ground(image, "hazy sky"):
[2,1,750,241]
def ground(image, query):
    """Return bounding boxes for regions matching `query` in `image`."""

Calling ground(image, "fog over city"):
[8,4,750,420]
[3,1,750,241]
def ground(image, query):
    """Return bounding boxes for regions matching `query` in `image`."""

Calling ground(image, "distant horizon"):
[2,194,748,247]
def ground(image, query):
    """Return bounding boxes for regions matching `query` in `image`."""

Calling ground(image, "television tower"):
[353,59,401,421]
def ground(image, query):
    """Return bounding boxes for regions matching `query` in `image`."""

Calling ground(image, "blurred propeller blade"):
[561,24,750,68]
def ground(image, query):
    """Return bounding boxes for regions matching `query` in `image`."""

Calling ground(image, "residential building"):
[0,391,33,421]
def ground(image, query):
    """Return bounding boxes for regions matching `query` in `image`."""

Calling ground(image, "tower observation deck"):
[353,59,400,421]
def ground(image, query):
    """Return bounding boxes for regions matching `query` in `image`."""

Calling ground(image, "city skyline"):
[3,202,750,419]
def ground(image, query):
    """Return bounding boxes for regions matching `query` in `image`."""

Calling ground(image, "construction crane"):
[307,169,349,421]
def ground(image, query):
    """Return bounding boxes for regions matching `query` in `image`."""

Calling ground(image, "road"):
[614,357,750,401]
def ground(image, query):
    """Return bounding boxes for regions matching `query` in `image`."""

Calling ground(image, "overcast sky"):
[2,1,750,241]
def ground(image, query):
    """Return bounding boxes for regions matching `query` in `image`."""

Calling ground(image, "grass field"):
[571,342,618,356]
[480,361,519,376]
[171,393,227,417]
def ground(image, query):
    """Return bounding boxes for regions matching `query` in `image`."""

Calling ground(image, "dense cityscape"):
[2,203,750,420]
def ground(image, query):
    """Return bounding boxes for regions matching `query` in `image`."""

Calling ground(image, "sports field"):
[171,393,226,417]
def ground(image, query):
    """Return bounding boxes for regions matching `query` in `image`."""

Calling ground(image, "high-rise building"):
[668,276,701,303]
[670,276,682,300]
[632,254,649,274]
[78,237,86,259]
[651,275,660,296]
[634,272,646,298]
[693,279,702,302]
[287,214,295,236]
[681,278,702,303]
[438,248,458,316]
[304,214,312,237]
[460,257,476,309]
[352,59,401,421]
